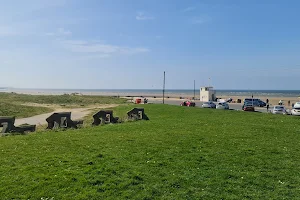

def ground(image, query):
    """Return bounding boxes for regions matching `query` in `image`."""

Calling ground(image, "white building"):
[200,86,216,102]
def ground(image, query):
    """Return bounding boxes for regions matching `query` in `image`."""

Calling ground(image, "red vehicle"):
[180,101,196,107]
[242,103,255,111]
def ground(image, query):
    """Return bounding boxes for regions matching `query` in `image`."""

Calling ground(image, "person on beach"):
[279,100,283,105]
[267,103,270,112]
[266,99,269,104]
[288,100,290,106]
[144,98,148,104]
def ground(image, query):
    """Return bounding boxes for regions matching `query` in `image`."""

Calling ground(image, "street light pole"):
[193,80,195,100]
[163,71,165,104]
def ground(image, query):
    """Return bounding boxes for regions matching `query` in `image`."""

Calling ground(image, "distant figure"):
[266,99,269,104]
[144,98,148,104]
[292,103,295,108]
[288,100,291,106]
[267,103,270,112]
[279,100,283,105]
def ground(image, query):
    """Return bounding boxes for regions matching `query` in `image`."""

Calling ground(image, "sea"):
[0,88,300,98]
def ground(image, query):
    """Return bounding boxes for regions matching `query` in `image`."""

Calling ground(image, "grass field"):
[0,102,53,118]
[1,104,300,199]
[0,92,127,106]
[0,92,127,118]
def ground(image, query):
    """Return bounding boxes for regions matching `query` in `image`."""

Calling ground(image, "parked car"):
[257,99,266,107]
[216,102,229,110]
[244,98,266,107]
[293,102,300,108]
[242,103,255,111]
[180,101,196,107]
[291,107,300,116]
[272,105,286,114]
[202,101,216,108]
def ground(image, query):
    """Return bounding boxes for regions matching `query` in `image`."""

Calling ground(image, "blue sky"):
[1,0,300,90]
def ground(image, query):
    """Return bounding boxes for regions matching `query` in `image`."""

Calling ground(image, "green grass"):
[0,102,53,118]
[0,92,127,118]
[1,104,300,199]
[0,92,127,106]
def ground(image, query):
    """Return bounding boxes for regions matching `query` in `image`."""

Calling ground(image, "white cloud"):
[58,28,72,35]
[60,40,150,56]
[190,16,211,24]
[182,7,196,12]
[191,19,205,24]
[46,28,72,36]
[136,12,154,20]
[75,54,111,60]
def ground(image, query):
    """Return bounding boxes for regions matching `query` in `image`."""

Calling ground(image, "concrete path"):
[15,105,117,126]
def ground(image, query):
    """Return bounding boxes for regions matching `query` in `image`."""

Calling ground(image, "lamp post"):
[193,80,195,100]
[163,71,165,104]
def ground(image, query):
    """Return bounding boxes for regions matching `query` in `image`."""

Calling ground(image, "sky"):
[0,0,300,90]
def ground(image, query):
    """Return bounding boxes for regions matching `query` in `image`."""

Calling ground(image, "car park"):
[216,102,229,110]
[202,101,216,108]
[272,105,286,114]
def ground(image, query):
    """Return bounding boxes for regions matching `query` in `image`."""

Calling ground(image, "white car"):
[293,102,300,108]
[291,107,300,116]
[216,102,229,110]
[202,101,216,108]
[272,105,286,115]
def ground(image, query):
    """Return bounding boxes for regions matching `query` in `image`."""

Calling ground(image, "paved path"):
[15,105,117,126]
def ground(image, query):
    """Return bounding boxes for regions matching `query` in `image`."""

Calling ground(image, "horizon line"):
[2,87,300,91]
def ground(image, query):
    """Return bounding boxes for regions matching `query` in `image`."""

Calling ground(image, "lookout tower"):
[200,86,216,102]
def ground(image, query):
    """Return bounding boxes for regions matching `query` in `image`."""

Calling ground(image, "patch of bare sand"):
[15,104,119,127]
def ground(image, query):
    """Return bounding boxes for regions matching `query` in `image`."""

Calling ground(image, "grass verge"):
[0,92,128,106]
[0,102,53,118]
[0,104,300,199]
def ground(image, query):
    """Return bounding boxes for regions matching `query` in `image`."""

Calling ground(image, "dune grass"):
[1,104,300,199]
[0,92,127,106]
[0,102,53,118]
